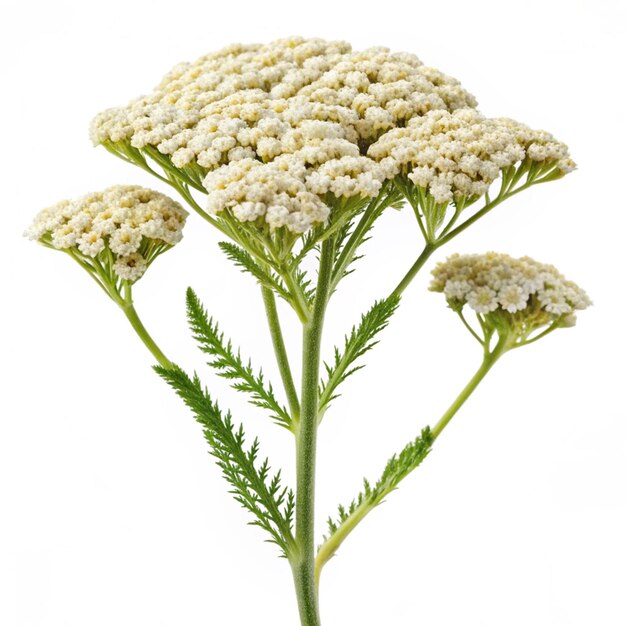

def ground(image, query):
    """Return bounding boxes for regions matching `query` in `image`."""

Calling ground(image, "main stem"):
[292,238,334,626]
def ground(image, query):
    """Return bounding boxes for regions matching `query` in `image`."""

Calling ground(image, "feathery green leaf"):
[218,241,292,301]
[319,295,401,414]
[321,428,432,545]
[186,288,292,429]
[330,184,404,287]
[292,266,315,304]
[155,364,295,556]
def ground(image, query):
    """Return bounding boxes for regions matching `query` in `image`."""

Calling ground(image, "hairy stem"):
[291,238,335,626]
[261,286,301,424]
[315,498,370,584]
[281,266,312,324]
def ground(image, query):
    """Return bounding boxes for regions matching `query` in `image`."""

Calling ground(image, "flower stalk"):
[261,286,301,424]
[121,284,172,369]
[430,334,509,441]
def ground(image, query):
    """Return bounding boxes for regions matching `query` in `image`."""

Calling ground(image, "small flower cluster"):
[26,186,187,282]
[367,109,574,204]
[90,38,478,232]
[430,252,590,331]
[204,157,330,233]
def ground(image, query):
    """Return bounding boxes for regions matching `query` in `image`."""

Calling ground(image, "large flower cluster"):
[430,252,590,328]
[90,38,573,234]
[26,186,187,281]
[367,109,574,204]
[90,38,478,231]
[90,38,476,155]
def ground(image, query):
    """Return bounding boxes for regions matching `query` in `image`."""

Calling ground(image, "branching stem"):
[315,333,511,580]
[436,181,532,247]
[390,242,438,298]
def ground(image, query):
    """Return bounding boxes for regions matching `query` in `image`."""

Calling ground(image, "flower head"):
[430,252,590,344]
[89,39,573,239]
[26,185,187,284]
[368,109,573,204]
[90,38,478,233]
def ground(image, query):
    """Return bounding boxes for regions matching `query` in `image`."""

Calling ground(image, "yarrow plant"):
[27,37,590,625]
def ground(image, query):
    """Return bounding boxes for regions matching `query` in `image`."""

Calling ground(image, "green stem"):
[121,284,172,369]
[436,182,531,248]
[169,177,219,228]
[330,191,387,291]
[315,335,510,581]
[457,310,484,345]
[430,334,509,441]
[261,286,301,424]
[281,265,312,324]
[389,178,539,300]
[437,199,465,239]
[291,238,335,626]
[388,180,536,301]
[315,498,370,584]
[513,320,560,348]
[390,243,438,299]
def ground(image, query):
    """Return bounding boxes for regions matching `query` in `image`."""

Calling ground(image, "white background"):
[1,1,625,624]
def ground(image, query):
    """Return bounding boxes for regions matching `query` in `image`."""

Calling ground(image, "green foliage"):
[319,295,401,414]
[219,241,314,322]
[155,364,295,556]
[293,266,315,304]
[323,428,433,543]
[330,183,404,288]
[294,194,371,265]
[142,145,207,192]
[186,288,293,430]
[102,139,208,193]
[218,242,292,301]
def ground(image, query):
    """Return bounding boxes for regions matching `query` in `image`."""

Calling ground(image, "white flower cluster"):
[204,157,330,233]
[367,109,574,204]
[26,186,187,281]
[90,37,478,232]
[430,253,590,324]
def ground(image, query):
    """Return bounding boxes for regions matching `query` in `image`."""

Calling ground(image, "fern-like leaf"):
[218,242,292,302]
[331,184,404,287]
[186,288,292,429]
[321,428,433,546]
[155,364,295,556]
[319,295,400,414]
[293,266,315,305]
